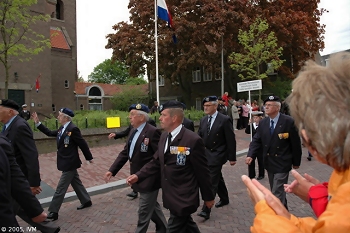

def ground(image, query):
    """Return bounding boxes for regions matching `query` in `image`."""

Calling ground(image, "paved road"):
[19,130,332,232]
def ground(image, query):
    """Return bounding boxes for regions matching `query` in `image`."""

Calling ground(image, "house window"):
[55,0,64,20]
[203,67,212,81]
[325,59,329,67]
[80,104,84,110]
[267,63,276,75]
[52,104,56,112]
[195,98,202,110]
[88,86,102,110]
[64,80,69,88]
[159,75,165,86]
[192,67,201,83]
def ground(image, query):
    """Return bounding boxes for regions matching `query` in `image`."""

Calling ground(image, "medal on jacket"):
[64,132,71,147]
[140,138,149,152]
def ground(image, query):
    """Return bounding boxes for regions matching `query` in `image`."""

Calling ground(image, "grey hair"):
[137,110,150,121]
[287,52,350,172]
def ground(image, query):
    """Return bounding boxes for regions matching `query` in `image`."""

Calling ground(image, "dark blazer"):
[198,112,236,166]
[136,126,214,216]
[0,138,18,228]
[182,117,194,132]
[37,122,93,171]
[2,115,41,187]
[0,136,43,223]
[114,118,156,139]
[247,114,302,173]
[245,123,258,136]
[109,123,161,192]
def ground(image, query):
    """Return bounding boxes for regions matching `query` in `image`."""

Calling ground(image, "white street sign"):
[237,80,262,92]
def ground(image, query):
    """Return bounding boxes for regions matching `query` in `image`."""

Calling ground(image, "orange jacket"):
[250,169,350,233]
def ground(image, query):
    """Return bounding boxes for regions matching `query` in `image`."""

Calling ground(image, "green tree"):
[125,77,147,85]
[229,17,284,102]
[76,70,85,82]
[87,59,129,84]
[111,85,149,111]
[0,0,50,98]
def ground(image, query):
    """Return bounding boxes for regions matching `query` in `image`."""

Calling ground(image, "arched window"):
[55,0,64,20]
[52,104,56,112]
[88,86,103,110]
[64,80,69,88]
[80,104,84,110]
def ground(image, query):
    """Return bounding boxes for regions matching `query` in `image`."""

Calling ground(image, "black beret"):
[128,103,149,113]
[263,95,281,104]
[202,96,218,105]
[60,108,74,117]
[0,99,20,111]
[159,100,184,113]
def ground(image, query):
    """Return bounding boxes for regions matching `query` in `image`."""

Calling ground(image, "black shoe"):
[126,191,138,199]
[197,211,210,220]
[47,212,58,221]
[257,176,264,180]
[54,227,61,233]
[77,200,92,210]
[215,200,229,208]
[307,156,312,161]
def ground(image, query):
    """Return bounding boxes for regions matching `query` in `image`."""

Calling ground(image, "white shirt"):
[164,124,183,153]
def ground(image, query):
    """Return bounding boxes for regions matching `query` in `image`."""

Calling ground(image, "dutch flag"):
[157,0,173,28]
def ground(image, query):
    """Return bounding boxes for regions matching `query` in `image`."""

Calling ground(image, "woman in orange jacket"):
[241,52,350,233]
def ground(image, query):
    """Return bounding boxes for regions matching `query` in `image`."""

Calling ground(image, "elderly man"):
[127,100,214,233]
[245,95,302,208]
[197,96,236,220]
[32,108,93,221]
[104,103,167,233]
[0,99,60,232]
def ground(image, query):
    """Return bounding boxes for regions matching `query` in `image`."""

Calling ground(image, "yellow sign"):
[106,117,121,128]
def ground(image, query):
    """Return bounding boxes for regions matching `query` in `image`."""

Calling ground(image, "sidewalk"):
[21,130,332,232]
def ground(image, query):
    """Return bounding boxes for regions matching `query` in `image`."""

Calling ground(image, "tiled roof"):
[50,27,70,50]
[75,82,148,96]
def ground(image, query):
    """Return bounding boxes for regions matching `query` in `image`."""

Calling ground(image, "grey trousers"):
[136,189,167,233]
[267,171,289,208]
[48,169,90,213]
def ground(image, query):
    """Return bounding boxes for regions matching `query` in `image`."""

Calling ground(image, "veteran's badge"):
[141,138,149,152]
[176,153,186,166]
[64,135,70,147]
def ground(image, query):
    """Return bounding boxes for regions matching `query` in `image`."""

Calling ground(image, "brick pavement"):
[19,130,332,232]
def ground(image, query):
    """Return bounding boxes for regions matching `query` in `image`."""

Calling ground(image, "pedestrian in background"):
[19,104,31,120]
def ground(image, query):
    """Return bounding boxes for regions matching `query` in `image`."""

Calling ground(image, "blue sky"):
[76,0,350,79]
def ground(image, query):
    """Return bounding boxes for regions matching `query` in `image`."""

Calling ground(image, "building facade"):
[0,0,77,117]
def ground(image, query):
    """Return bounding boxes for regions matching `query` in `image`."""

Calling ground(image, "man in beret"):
[245,95,302,209]
[108,109,157,200]
[197,96,236,220]
[0,99,60,232]
[32,108,93,221]
[19,104,31,121]
[127,100,214,233]
[104,103,167,233]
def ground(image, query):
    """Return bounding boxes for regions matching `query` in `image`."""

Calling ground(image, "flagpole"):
[221,36,224,95]
[155,0,160,105]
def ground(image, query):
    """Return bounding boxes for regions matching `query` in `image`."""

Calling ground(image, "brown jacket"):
[109,123,161,192]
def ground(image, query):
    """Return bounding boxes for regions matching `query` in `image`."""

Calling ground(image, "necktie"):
[166,133,172,152]
[58,127,63,141]
[270,120,274,135]
[128,129,138,157]
[1,125,6,133]
[207,116,212,135]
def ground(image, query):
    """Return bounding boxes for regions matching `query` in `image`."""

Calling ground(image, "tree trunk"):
[4,51,9,99]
